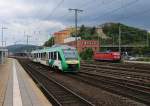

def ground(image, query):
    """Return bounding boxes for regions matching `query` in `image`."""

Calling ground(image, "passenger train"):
[30,45,80,72]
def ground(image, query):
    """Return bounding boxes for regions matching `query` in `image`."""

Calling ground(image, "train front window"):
[63,49,78,60]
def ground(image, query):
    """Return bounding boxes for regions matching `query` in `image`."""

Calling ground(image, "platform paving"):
[0,59,52,106]
[125,60,150,64]
[0,59,11,106]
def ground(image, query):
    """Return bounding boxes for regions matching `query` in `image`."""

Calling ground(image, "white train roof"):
[31,45,76,53]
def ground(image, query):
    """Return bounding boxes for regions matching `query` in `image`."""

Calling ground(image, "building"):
[54,30,70,44]
[54,27,77,44]
[53,27,100,53]
[64,40,99,53]
[0,47,8,64]
[64,37,81,43]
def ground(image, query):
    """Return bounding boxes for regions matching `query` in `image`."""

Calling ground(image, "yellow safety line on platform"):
[13,60,23,106]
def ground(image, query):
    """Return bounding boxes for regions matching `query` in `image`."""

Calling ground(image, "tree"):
[80,48,93,60]
[43,37,54,47]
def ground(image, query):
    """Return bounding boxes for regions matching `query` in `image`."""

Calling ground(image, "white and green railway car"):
[31,45,80,72]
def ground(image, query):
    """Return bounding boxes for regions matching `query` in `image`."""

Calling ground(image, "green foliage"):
[80,48,93,60]
[102,23,148,45]
[71,25,98,40]
[43,37,54,47]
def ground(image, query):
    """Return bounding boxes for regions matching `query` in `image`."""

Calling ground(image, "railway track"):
[66,72,150,105]
[81,63,150,74]
[19,60,94,106]
[81,64,150,83]
[19,59,150,105]
[81,61,150,71]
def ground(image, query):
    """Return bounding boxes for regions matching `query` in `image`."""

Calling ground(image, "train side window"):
[38,53,40,58]
[41,53,42,58]
[49,52,51,59]
[42,53,44,59]
[39,53,40,58]
[51,52,53,59]
[58,52,62,60]
[43,52,46,59]
[46,52,48,59]
[54,52,57,60]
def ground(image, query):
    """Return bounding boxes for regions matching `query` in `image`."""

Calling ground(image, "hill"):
[43,22,150,48]
[7,44,42,53]
[101,22,149,45]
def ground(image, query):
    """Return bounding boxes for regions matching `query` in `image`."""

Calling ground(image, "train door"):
[52,51,62,70]
[56,52,62,70]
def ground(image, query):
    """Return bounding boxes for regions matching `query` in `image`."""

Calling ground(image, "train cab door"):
[55,52,62,70]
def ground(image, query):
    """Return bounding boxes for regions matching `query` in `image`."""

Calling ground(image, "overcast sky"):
[0,0,150,46]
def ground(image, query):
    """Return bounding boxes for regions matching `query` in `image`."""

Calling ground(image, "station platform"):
[124,60,150,64]
[0,58,52,106]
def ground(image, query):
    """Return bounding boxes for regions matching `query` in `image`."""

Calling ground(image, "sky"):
[0,0,150,46]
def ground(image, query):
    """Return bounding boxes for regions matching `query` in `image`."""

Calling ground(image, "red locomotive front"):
[94,52,121,62]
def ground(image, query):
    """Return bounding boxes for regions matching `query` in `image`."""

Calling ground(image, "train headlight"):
[66,60,78,64]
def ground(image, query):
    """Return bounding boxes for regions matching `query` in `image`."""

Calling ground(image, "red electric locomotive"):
[94,52,121,62]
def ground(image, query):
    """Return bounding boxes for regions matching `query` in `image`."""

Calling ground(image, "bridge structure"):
[101,44,146,48]
[100,44,147,54]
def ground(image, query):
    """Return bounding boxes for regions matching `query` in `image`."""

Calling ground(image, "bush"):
[80,48,93,60]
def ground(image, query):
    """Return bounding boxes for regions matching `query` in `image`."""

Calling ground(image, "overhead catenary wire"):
[80,0,119,10]
[92,0,139,21]
[45,0,64,19]
[113,8,150,21]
